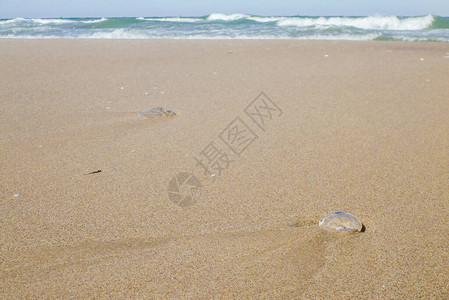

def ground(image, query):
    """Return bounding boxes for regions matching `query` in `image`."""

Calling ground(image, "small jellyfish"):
[138,107,176,118]
[319,212,363,233]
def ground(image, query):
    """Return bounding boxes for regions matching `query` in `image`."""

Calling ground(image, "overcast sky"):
[1,0,448,18]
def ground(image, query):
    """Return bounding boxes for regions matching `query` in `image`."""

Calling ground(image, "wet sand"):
[1,39,448,298]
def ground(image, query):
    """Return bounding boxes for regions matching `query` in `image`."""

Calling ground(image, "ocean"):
[1,13,449,42]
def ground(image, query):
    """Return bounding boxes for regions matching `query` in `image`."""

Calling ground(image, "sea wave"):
[0,14,447,42]
[29,18,76,24]
[207,13,250,21]
[137,17,203,23]
[79,17,108,23]
[0,17,73,25]
[79,28,150,39]
[277,15,435,30]
[0,17,108,25]
[0,29,381,41]
[247,16,284,23]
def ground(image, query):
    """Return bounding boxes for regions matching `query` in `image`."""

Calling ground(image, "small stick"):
[84,170,102,175]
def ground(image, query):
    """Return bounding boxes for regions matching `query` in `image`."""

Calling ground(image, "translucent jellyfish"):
[319,212,363,233]
[139,107,176,118]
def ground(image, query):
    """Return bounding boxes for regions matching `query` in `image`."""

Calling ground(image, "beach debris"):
[324,54,329,57]
[106,106,111,110]
[120,87,125,90]
[319,212,363,233]
[84,170,102,175]
[139,107,176,118]
[420,58,424,61]
[13,193,20,197]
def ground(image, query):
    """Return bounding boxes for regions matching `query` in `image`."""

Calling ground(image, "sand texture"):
[1,39,449,298]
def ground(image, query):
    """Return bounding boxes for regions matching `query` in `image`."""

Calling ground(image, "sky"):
[1,0,448,18]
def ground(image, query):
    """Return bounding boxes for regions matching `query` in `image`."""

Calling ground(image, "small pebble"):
[420,58,424,61]
[120,87,125,90]
[13,194,20,197]
[319,212,363,233]
[324,54,329,57]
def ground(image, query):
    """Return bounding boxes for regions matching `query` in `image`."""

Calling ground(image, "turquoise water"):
[1,13,449,42]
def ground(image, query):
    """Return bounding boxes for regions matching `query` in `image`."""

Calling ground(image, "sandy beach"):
[1,39,448,298]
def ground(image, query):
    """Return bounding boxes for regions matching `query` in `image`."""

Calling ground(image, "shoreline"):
[1,37,449,42]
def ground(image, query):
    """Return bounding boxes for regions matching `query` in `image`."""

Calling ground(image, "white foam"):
[79,28,149,39]
[207,13,250,21]
[0,17,26,24]
[139,17,203,23]
[385,35,449,42]
[247,16,283,23]
[0,32,63,38]
[0,32,382,40]
[29,18,76,24]
[277,15,435,30]
[293,33,381,41]
[80,17,108,23]
[0,17,108,25]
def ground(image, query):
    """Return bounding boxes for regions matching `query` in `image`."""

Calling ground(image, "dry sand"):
[1,39,448,298]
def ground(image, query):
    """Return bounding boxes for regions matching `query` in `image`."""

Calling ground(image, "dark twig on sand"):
[84,170,102,175]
